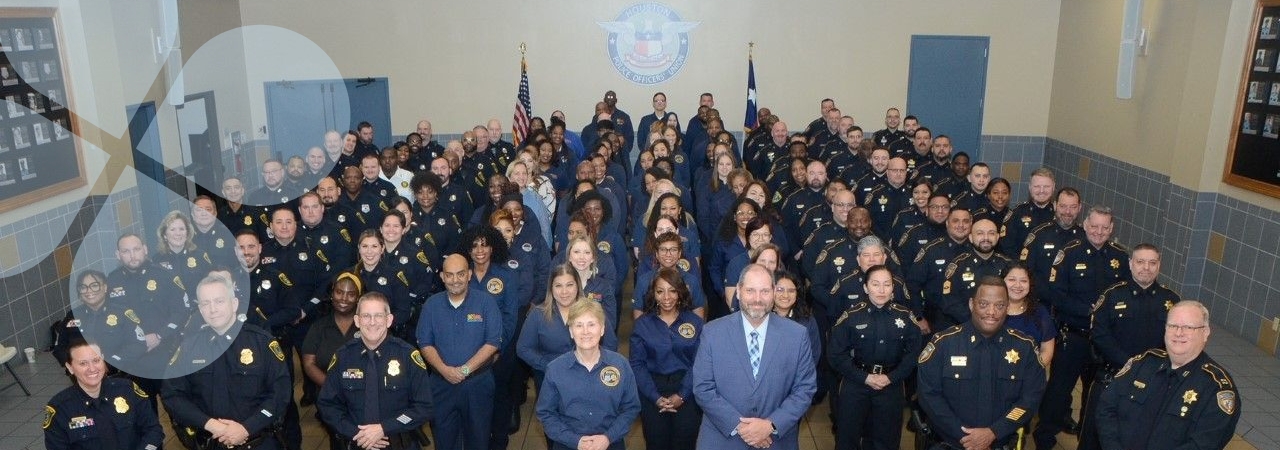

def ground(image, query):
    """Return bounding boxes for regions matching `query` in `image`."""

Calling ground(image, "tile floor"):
[0,324,1266,450]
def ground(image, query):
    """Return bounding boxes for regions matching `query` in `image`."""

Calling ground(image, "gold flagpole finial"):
[519,42,527,55]
[748,42,754,59]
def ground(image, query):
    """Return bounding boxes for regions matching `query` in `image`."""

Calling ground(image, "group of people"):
[42,91,1241,450]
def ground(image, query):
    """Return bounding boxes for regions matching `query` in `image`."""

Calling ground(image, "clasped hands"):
[736,417,774,448]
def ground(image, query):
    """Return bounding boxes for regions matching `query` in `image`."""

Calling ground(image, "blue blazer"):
[691,312,817,450]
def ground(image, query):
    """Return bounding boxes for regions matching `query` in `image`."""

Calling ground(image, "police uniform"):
[827,301,922,450]
[357,261,414,334]
[905,237,968,317]
[194,227,239,269]
[317,337,433,450]
[249,184,303,211]
[916,323,1047,450]
[951,187,990,216]
[889,207,927,243]
[414,289,503,450]
[437,182,474,229]
[1034,238,1129,449]
[408,142,445,173]
[240,264,301,332]
[220,203,269,240]
[973,206,1012,237]
[337,189,390,232]
[748,142,787,180]
[863,183,911,238]
[913,159,951,187]
[536,350,641,450]
[107,263,187,350]
[626,309,703,450]
[154,248,214,305]
[1020,222,1084,294]
[998,201,1054,258]
[895,221,944,275]
[363,178,398,203]
[851,171,887,205]
[873,128,908,152]
[932,251,1014,330]
[1095,349,1239,450]
[781,188,825,235]
[323,202,364,237]
[828,269,914,321]
[263,238,328,316]
[797,209,839,252]
[932,175,966,200]
[163,323,292,450]
[827,149,869,183]
[44,378,163,450]
[299,217,355,281]
[385,241,437,303]
[411,204,461,264]
[807,240,862,325]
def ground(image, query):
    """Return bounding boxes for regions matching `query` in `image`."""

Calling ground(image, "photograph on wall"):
[1255,48,1274,72]
[32,122,49,145]
[1272,82,1280,106]
[34,27,52,50]
[1266,114,1280,139]
[19,60,38,83]
[1265,16,1278,39]
[47,89,62,109]
[11,124,28,149]
[18,156,34,180]
[12,27,31,51]
[0,63,16,86]
[0,128,9,153]
[6,95,23,118]
[40,59,58,81]
[26,92,43,113]
[1249,81,1267,103]
[0,29,10,52]
[0,161,13,186]
[1244,111,1261,135]
[53,117,68,140]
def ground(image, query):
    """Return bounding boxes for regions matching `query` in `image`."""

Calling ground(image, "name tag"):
[1075,263,1088,270]
[951,356,968,366]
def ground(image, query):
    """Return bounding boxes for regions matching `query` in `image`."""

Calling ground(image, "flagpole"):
[513,42,532,146]
[744,42,758,134]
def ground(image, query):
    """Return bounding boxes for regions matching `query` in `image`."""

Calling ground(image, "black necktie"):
[363,350,381,424]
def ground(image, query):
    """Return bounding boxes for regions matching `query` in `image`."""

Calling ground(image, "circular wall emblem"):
[598,3,700,85]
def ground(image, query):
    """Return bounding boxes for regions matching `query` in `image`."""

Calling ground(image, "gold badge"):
[106,314,118,326]
[487,278,504,295]
[1165,300,1174,311]
[146,280,157,291]
[216,238,225,248]
[1184,390,1198,404]
[962,271,975,282]
[240,348,254,365]
[678,323,696,339]
[1005,349,1020,364]
[677,259,690,272]
[1110,259,1120,269]
[244,215,253,226]
[387,360,401,376]
[1217,391,1237,415]
[597,241,612,253]
[411,350,427,369]
[42,405,54,429]
[833,257,845,266]
[187,257,197,268]
[269,341,285,361]
[600,366,621,387]
[114,397,129,414]
[942,280,952,295]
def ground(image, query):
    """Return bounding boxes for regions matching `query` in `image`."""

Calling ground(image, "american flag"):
[512,56,532,146]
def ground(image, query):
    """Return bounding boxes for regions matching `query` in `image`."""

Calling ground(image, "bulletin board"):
[1225,1,1280,198]
[0,8,84,213]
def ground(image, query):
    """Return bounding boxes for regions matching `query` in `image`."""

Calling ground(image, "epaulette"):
[1116,348,1167,378]
[834,302,868,327]
[889,303,915,319]
[1061,239,1083,252]
[239,323,274,339]
[829,271,860,295]
[913,238,947,263]
[1022,222,1051,247]
[930,325,965,343]
[1006,327,1036,345]
[898,223,923,247]
[1201,362,1235,389]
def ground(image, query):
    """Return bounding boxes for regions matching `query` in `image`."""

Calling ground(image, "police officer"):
[54,270,152,370]
[1021,187,1084,293]
[192,195,238,268]
[297,191,355,282]
[410,172,462,266]
[317,292,434,450]
[262,207,329,321]
[220,177,269,241]
[864,157,912,238]
[431,156,476,227]
[339,165,390,232]
[799,189,856,263]
[163,274,292,450]
[315,176,363,239]
[906,209,972,329]
[933,219,1013,331]
[827,237,913,320]
[1094,301,1239,450]
[249,159,304,210]
[809,209,876,327]
[415,254,503,450]
[872,108,908,151]
[827,265,921,450]
[1033,206,1129,450]
[999,168,1056,257]
[107,234,187,365]
[234,230,302,337]
[44,340,163,450]
[917,277,1046,450]
[896,194,950,275]
[360,153,398,203]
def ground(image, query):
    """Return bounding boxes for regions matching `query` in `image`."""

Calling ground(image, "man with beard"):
[748,120,789,179]
[601,90,634,155]
[431,155,475,225]
[1000,168,1057,257]
[808,107,845,157]
[934,219,1012,329]
[108,234,186,362]
[914,135,955,186]
[296,191,354,281]
[904,127,934,175]
[303,147,330,189]
[459,130,497,210]
[380,147,414,201]
[408,120,447,171]
[780,160,829,244]
[249,159,303,210]
[827,126,870,183]
[803,98,836,138]
[691,265,816,450]
[863,157,912,238]
[847,147,890,202]
[808,208,882,330]
[416,254,503,450]
[261,208,328,324]
[873,107,908,150]
[908,208,973,331]
[338,165,390,231]
[314,176,361,236]
[896,194,953,276]
[917,277,1046,450]
[1021,187,1084,293]
[890,115,921,156]
[355,122,379,159]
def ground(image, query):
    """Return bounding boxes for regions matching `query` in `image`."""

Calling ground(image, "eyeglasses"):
[463,138,477,142]
[78,282,104,292]
[1166,324,1207,333]
[735,210,757,217]
[657,246,681,254]
[832,202,855,208]
[775,287,797,294]
[357,312,390,321]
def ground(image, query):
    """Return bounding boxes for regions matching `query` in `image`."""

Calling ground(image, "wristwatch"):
[459,364,471,378]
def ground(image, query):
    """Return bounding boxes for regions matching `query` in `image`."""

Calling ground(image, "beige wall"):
[233,0,1060,138]
[1047,0,1280,210]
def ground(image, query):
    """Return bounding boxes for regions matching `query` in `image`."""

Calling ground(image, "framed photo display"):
[0,8,83,213]
[1226,1,1280,198]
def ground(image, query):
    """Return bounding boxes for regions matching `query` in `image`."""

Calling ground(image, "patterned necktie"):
[750,330,760,379]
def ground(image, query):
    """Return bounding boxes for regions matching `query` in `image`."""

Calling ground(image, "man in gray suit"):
[692,264,818,449]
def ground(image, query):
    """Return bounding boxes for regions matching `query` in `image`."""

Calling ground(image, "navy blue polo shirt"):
[415,290,503,366]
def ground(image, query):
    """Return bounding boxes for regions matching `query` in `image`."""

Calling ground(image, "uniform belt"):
[855,362,896,375]
[203,430,277,450]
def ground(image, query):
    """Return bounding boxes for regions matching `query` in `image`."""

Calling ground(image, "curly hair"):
[456,224,509,264]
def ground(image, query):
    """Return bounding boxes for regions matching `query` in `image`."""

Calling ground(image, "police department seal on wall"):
[598,3,700,85]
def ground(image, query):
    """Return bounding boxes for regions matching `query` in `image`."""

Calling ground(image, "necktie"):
[749,330,760,379]
[364,350,381,424]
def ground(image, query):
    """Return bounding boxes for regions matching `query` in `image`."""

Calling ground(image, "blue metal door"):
[264,78,391,161]
[343,78,392,147]
[907,36,989,161]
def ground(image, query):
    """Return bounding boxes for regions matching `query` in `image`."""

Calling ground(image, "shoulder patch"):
[815,249,829,264]
[124,309,141,324]
[1006,327,1036,344]
[132,382,149,398]
[417,251,428,265]
[42,405,54,429]
[397,271,409,286]
[1052,250,1065,266]
[269,340,286,361]
[411,350,427,369]
[1217,391,1238,415]
[918,342,936,364]
[944,262,958,279]
[340,229,352,242]
[327,354,337,371]
[173,276,185,291]
[278,272,293,287]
